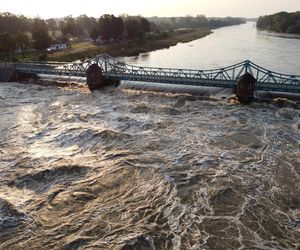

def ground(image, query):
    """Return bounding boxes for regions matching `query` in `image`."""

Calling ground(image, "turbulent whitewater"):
[0,82,299,249]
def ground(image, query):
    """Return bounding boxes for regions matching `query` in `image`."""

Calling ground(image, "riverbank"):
[256,11,300,35]
[46,28,211,62]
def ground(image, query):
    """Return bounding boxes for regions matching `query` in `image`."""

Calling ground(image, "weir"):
[0,66,18,82]
[1,54,300,101]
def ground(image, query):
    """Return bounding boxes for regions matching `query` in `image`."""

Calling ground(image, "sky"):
[1,0,300,18]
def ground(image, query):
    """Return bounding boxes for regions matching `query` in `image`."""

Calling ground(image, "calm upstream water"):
[122,22,300,75]
[0,23,300,250]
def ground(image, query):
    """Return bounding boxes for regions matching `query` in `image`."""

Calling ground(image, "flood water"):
[0,23,300,250]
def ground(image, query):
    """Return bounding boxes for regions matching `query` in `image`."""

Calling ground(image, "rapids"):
[0,82,299,249]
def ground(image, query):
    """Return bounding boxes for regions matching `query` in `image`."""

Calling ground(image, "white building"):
[46,43,67,52]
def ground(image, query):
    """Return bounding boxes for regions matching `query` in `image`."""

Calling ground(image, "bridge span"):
[3,54,300,94]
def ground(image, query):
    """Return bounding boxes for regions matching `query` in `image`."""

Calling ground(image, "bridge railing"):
[90,54,300,90]
[5,54,300,92]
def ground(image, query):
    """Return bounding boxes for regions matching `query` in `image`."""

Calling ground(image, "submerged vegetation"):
[257,11,300,34]
[0,12,245,61]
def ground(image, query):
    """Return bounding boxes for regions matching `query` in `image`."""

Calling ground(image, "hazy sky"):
[1,0,300,18]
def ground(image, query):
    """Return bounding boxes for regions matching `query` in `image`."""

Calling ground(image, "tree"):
[76,15,97,35]
[60,16,77,37]
[32,19,51,51]
[46,18,58,31]
[98,14,114,41]
[0,12,30,33]
[0,32,16,58]
[140,18,151,33]
[125,18,144,39]
[257,11,300,34]
[16,31,30,58]
[46,18,58,37]
[111,16,124,40]
[97,14,125,41]
[90,27,100,43]
[287,24,300,34]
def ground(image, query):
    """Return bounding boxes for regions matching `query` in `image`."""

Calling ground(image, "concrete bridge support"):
[86,64,119,91]
[236,73,256,103]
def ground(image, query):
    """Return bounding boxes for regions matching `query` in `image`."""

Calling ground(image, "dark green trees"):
[76,15,97,36]
[124,19,144,39]
[0,33,16,57]
[124,16,151,39]
[60,17,76,37]
[97,14,124,41]
[90,27,101,42]
[257,11,300,34]
[0,13,31,58]
[32,19,52,51]
[16,31,30,57]
[90,14,152,42]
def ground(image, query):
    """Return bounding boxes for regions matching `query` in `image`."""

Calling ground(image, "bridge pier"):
[236,73,256,103]
[86,64,119,91]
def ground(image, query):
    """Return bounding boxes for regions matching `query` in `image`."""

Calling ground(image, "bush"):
[38,53,47,61]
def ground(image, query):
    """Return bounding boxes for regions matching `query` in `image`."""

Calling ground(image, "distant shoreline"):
[256,11,300,37]
[46,29,212,62]
[257,29,300,40]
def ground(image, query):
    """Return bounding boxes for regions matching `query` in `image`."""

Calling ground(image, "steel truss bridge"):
[8,54,300,93]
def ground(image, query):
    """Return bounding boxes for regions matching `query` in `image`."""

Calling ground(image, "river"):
[122,22,300,75]
[0,23,300,250]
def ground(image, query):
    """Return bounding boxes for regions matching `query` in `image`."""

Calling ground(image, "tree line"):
[0,12,246,60]
[90,15,150,42]
[0,12,153,58]
[147,16,246,30]
[257,11,300,34]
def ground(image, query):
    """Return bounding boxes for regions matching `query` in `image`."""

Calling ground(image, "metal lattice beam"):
[5,54,300,93]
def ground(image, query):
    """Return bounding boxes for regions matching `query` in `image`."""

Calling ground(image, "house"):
[46,43,68,52]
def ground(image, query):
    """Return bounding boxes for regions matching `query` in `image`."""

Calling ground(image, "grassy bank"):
[45,28,211,62]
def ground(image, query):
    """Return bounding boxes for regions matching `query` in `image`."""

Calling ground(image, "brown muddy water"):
[0,82,299,250]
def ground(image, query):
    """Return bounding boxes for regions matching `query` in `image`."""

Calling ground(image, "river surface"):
[122,22,300,75]
[0,23,300,250]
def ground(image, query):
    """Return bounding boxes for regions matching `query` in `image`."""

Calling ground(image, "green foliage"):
[0,32,16,56]
[257,11,300,34]
[97,14,124,41]
[16,31,30,57]
[208,17,246,29]
[0,12,31,33]
[98,14,113,41]
[146,15,245,30]
[124,18,144,39]
[60,16,77,37]
[38,53,47,60]
[92,15,151,41]
[0,13,31,59]
[76,15,97,35]
[90,27,101,42]
[46,18,58,32]
[123,16,152,39]
[32,19,52,51]
[111,16,124,40]
[140,18,151,33]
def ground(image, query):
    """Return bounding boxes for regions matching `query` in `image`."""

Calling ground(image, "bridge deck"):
[2,54,300,93]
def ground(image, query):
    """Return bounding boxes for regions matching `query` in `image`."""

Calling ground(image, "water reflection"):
[121,22,300,75]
